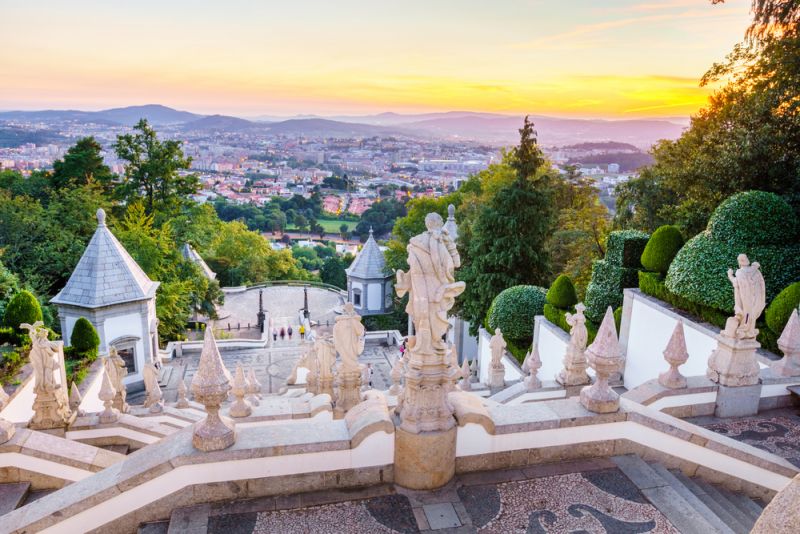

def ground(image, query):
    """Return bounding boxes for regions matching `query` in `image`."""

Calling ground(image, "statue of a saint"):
[143,361,163,410]
[333,302,365,373]
[23,322,61,394]
[726,254,766,339]
[315,337,336,379]
[396,213,465,352]
[489,329,506,369]
[566,306,589,353]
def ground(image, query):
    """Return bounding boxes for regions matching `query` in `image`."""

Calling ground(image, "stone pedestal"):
[707,334,760,387]
[334,369,362,417]
[394,425,456,490]
[318,376,335,399]
[489,366,505,390]
[556,360,590,387]
[579,381,619,413]
[715,383,762,418]
[29,390,75,430]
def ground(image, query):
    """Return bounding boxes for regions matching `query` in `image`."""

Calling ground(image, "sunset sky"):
[0,0,752,118]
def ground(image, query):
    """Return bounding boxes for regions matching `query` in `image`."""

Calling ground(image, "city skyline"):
[1,0,752,118]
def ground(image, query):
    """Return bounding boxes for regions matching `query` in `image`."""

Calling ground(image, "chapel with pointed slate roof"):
[51,208,160,388]
[345,228,393,315]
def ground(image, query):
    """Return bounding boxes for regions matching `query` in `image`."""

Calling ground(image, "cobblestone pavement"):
[198,460,678,533]
[689,408,800,467]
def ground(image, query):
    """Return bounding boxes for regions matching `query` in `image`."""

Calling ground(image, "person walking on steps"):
[272,328,278,342]
[280,327,286,341]
[288,325,293,340]
[299,324,305,340]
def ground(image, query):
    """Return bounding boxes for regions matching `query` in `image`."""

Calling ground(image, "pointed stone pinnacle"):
[581,307,622,413]
[229,363,252,418]
[778,309,800,354]
[659,320,689,389]
[98,365,119,424]
[192,326,232,399]
[175,379,189,409]
[191,326,235,451]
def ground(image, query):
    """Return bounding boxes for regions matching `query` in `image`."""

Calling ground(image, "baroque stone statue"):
[316,337,336,399]
[556,303,591,386]
[143,361,163,413]
[395,212,465,433]
[333,303,365,415]
[106,347,129,413]
[23,322,73,429]
[725,254,766,340]
[488,328,506,389]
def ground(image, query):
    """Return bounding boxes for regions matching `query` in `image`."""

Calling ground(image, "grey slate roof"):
[346,228,389,280]
[181,243,216,280]
[51,209,159,308]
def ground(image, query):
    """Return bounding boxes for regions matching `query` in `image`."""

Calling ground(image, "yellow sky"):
[0,0,753,118]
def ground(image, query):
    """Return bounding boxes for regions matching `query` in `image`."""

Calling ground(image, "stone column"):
[580,307,623,413]
[191,327,235,452]
[772,309,800,377]
[658,321,689,389]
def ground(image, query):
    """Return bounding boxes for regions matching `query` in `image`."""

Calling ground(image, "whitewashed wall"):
[620,289,718,390]
[367,282,382,311]
[532,316,596,381]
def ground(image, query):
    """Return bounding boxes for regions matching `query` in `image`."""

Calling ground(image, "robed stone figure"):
[726,254,766,340]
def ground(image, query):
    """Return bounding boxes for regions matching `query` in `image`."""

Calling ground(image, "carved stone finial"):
[96,208,106,227]
[773,309,800,377]
[175,379,190,409]
[580,307,623,413]
[97,365,119,424]
[524,347,542,391]
[659,321,689,388]
[459,358,472,391]
[557,302,591,386]
[389,354,403,395]
[229,364,252,418]
[246,368,262,406]
[191,326,235,451]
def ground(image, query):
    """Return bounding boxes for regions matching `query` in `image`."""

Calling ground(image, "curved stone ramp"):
[0,397,394,534]
[0,427,126,491]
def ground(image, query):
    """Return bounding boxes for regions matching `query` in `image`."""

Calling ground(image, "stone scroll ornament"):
[333,302,366,414]
[23,321,73,429]
[394,212,465,433]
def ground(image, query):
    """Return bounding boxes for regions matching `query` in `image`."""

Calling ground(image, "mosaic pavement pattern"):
[202,469,678,533]
[698,410,800,467]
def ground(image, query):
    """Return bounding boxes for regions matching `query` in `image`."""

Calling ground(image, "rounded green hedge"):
[707,191,798,247]
[70,317,100,356]
[546,274,578,309]
[765,282,800,335]
[641,225,683,274]
[2,290,43,333]
[487,285,547,343]
[666,232,800,313]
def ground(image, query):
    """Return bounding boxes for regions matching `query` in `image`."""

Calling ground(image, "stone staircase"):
[611,454,765,534]
[0,482,55,518]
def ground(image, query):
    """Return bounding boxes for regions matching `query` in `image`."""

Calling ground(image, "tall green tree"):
[458,118,557,334]
[114,119,199,216]
[50,137,114,192]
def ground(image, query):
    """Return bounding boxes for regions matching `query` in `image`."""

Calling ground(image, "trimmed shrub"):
[641,225,683,274]
[2,290,43,338]
[707,191,798,248]
[546,275,578,309]
[487,285,547,343]
[604,230,650,269]
[765,282,800,335]
[69,318,100,358]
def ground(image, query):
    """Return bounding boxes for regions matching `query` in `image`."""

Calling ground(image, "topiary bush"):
[765,282,800,335]
[69,317,100,359]
[486,285,547,344]
[666,192,800,314]
[2,290,43,342]
[641,225,684,274]
[604,230,650,268]
[546,274,578,309]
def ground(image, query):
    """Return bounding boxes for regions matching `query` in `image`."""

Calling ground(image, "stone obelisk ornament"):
[24,322,74,430]
[175,379,190,409]
[191,326,235,451]
[394,212,465,490]
[580,307,623,413]
[773,309,800,377]
[658,321,689,389]
[229,363,252,418]
[98,365,119,424]
[333,302,365,416]
[707,254,765,386]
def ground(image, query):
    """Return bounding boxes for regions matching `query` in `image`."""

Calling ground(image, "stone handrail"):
[222,280,347,296]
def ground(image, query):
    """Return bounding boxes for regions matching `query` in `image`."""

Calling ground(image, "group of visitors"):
[271,323,308,342]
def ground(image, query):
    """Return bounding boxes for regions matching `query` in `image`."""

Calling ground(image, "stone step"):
[100,443,130,455]
[715,485,764,524]
[648,463,734,534]
[167,503,209,534]
[693,479,756,532]
[138,521,169,534]
[668,470,749,534]
[610,455,723,534]
[0,482,30,516]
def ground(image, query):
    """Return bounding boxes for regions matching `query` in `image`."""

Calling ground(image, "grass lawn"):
[286,217,358,233]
